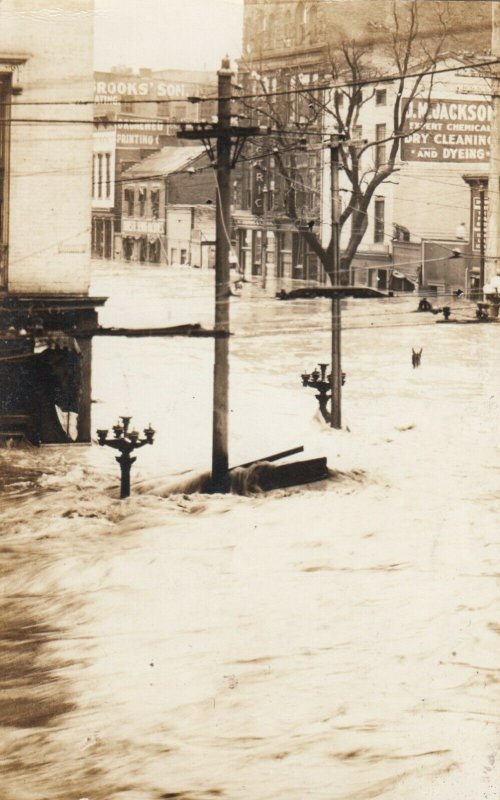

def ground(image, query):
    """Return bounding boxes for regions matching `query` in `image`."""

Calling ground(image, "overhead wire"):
[3,58,499,122]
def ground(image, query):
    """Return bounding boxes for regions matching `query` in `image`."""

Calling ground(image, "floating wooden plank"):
[277,286,390,300]
[253,457,329,491]
[75,324,229,338]
[230,445,304,471]
[208,456,329,494]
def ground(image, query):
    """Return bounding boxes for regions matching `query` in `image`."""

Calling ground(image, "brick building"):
[120,146,217,267]
[92,68,217,260]
[236,0,491,292]
[0,0,105,444]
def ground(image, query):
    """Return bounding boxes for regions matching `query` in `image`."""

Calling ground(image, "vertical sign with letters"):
[252,164,266,216]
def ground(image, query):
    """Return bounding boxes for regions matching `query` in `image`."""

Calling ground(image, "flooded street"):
[1,261,499,799]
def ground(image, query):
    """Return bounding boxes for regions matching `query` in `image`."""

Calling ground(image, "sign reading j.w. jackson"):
[401,98,492,163]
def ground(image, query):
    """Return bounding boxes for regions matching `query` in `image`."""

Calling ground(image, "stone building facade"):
[236,0,492,292]
[92,68,217,260]
[0,0,105,444]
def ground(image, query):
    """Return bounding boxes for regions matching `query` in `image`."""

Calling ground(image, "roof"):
[122,145,206,179]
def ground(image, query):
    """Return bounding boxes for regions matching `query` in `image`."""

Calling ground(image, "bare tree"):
[238,0,458,284]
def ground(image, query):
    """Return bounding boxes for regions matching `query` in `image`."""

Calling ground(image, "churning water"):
[1,262,499,799]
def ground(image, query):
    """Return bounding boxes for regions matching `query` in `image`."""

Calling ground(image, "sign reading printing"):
[402,98,492,162]
[116,116,166,149]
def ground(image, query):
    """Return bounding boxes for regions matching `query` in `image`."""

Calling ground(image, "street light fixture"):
[96,415,155,499]
[300,362,346,425]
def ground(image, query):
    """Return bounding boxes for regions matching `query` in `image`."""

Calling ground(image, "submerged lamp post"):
[96,416,155,499]
[301,362,346,425]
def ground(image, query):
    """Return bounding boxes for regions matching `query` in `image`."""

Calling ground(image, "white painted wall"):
[92,129,116,210]
[326,64,491,255]
[167,206,192,264]
[0,0,94,294]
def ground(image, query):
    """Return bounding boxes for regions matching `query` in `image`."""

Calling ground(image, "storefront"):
[92,215,114,259]
[122,232,163,263]
[235,219,324,284]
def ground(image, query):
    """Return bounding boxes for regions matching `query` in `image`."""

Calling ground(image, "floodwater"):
[1,261,499,800]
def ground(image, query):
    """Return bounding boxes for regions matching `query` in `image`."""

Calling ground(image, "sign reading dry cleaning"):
[402,98,492,163]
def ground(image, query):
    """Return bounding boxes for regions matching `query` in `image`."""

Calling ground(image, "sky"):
[94,0,244,73]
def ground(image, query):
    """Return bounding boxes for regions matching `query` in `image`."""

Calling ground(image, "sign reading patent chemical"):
[402,98,492,163]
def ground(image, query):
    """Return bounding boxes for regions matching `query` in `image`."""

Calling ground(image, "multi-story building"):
[120,146,217,266]
[236,0,492,292]
[92,68,217,260]
[0,0,105,444]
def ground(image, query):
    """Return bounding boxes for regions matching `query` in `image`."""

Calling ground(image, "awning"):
[392,270,418,285]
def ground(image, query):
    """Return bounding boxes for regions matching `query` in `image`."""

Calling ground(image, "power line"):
[198,58,500,103]
[3,59,499,122]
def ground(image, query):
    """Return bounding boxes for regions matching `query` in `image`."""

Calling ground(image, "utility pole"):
[178,58,263,488]
[329,137,342,429]
[480,186,486,292]
[485,1,500,286]
[211,58,232,483]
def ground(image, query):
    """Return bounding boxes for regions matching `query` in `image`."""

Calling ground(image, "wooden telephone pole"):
[212,59,232,482]
[486,1,500,285]
[178,58,262,488]
[329,136,343,429]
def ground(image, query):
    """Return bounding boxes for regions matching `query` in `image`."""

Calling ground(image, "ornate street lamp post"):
[300,362,346,425]
[96,415,155,499]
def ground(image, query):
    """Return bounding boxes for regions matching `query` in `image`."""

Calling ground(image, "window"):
[92,154,97,198]
[0,77,11,288]
[151,189,160,219]
[374,199,385,243]
[353,124,363,142]
[124,188,134,216]
[375,123,386,169]
[267,12,276,47]
[171,103,187,121]
[105,153,111,198]
[295,3,305,43]
[375,89,387,106]
[180,249,187,264]
[97,153,103,198]
[138,187,146,216]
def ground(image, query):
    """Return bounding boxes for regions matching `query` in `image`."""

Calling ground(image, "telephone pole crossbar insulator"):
[178,125,262,140]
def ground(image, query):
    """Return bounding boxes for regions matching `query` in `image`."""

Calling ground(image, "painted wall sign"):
[116,116,166,149]
[402,98,492,163]
[252,164,266,216]
[94,74,195,105]
[122,218,165,235]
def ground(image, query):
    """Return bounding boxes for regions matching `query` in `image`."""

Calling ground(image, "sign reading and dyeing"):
[402,98,492,163]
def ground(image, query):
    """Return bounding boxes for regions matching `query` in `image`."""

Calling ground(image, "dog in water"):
[412,348,423,368]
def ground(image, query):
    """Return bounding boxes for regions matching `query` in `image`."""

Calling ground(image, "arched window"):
[309,4,318,34]
[267,11,276,48]
[295,3,305,43]
[283,7,293,44]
